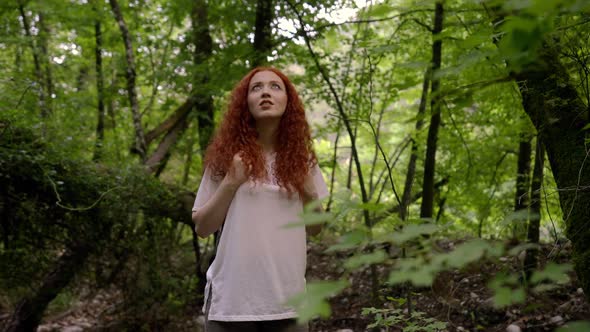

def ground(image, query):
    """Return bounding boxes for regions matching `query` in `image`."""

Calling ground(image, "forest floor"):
[4,239,588,332]
[305,240,589,332]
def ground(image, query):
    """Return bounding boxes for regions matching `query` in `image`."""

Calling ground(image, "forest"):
[1,0,589,331]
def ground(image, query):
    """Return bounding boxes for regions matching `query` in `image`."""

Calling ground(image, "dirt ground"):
[306,241,589,332]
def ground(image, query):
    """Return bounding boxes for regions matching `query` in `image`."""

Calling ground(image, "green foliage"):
[383,226,504,287]
[0,119,194,326]
[1,0,589,328]
[487,273,526,308]
[287,280,348,323]
[362,305,448,332]
[343,249,388,270]
[326,228,369,252]
[556,321,590,332]
[285,200,334,228]
[380,222,440,245]
[530,262,572,284]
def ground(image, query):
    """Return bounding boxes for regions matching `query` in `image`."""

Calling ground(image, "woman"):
[192,67,329,332]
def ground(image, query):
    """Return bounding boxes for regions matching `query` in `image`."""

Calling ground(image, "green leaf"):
[388,257,440,287]
[488,273,525,308]
[365,3,396,18]
[326,229,369,252]
[324,28,340,51]
[343,249,387,270]
[507,243,540,256]
[556,321,590,332]
[372,44,398,55]
[460,31,491,49]
[358,201,387,212]
[284,205,333,228]
[527,0,561,15]
[386,223,439,245]
[530,262,572,284]
[445,239,503,268]
[500,209,534,227]
[386,296,407,306]
[568,0,590,11]
[492,286,525,307]
[287,280,348,323]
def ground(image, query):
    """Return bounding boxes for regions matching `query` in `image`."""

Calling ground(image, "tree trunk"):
[145,113,190,173]
[190,0,215,303]
[192,0,215,157]
[2,241,92,332]
[17,3,49,118]
[107,65,118,130]
[145,98,196,146]
[76,66,89,93]
[252,0,273,67]
[524,138,544,282]
[420,1,444,220]
[326,127,341,212]
[400,69,430,221]
[346,126,357,190]
[182,128,197,185]
[109,0,147,159]
[513,136,532,240]
[93,1,106,162]
[38,13,53,114]
[514,39,590,299]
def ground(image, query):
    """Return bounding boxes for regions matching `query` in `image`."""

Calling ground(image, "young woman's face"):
[247,71,288,121]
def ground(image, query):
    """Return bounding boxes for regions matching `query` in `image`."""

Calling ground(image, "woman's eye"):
[252,85,261,91]
[272,83,281,89]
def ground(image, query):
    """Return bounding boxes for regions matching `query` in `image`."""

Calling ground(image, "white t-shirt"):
[192,155,329,321]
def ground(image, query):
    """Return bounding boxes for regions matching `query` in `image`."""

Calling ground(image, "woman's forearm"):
[192,178,240,238]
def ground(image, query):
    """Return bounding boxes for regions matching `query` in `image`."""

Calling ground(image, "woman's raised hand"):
[224,153,249,188]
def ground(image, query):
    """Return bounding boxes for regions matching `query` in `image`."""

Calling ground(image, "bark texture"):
[38,13,54,114]
[18,3,49,117]
[515,40,590,298]
[190,0,215,303]
[145,112,190,173]
[524,138,544,281]
[420,1,444,220]
[109,0,147,159]
[93,1,106,161]
[513,136,532,239]
[252,0,273,67]
[192,0,215,156]
[2,242,92,332]
[401,69,430,221]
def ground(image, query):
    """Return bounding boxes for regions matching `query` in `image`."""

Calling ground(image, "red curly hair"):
[204,67,317,198]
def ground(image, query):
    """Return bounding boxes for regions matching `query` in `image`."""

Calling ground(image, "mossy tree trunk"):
[524,138,544,282]
[109,0,147,159]
[190,0,215,303]
[513,136,532,240]
[2,241,92,332]
[515,39,590,299]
